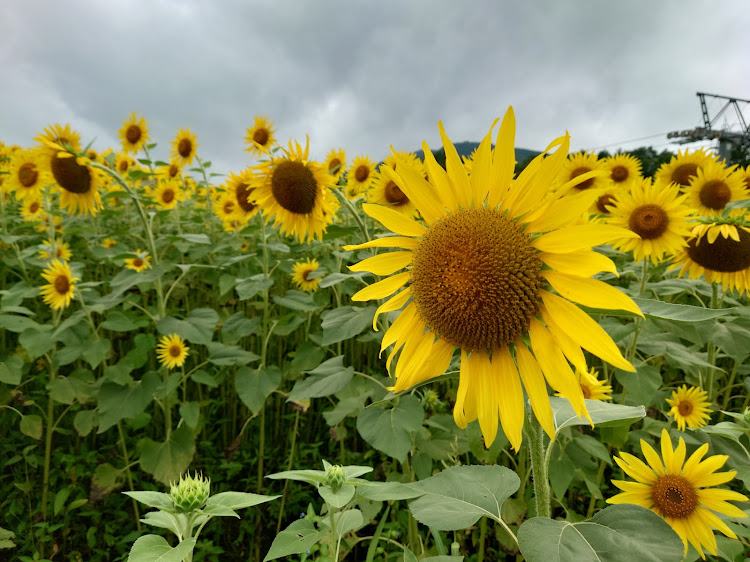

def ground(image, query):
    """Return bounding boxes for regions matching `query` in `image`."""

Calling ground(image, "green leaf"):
[632,298,735,321]
[274,290,324,312]
[265,468,326,486]
[19,327,55,358]
[235,274,274,301]
[319,306,377,346]
[126,534,196,562]
[356,482,425,501]
[614,365,662,407]
[272,313,306,335]
[357,395,424,463]
[47,370,96,405]
[235,366,282,415]
[331,508,364,538]
[97,372,160,433]
[205,342,260,366]
[83,338,111,368]
[0,314,42,333]
[0,356,23,385]
[138,426,196,486]
[174,233,211,245]
[122,491,174,510]
[191,370,218,387]
[221,313,261,344]
[20,414,42,440]
[54,487,71,515]
[205,491,279,510]
[89,463,124,502]
[287,341,326,376]
[550,397,645,433]
[288,356,354,401]
[318,484,355,508]
[157,308,218,345]
[263,519,325,561]
[100,310,145,332]
[517,504,684,562]
[140,511,182,536]
[73,409,98,436]
[0,525,15,549]
[179,402,200,429]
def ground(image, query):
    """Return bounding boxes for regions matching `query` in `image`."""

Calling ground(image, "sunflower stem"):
[524,409,551,518]
[332,188,369,243]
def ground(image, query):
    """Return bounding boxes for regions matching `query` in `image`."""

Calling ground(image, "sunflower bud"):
[170,471,210,513]
[324,464,346,494]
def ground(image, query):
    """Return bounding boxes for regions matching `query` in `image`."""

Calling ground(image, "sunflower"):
[40,259,77,310]
[684,160,748,216]
[115,152,136,175]
[670,221,750,294]
[292,258,322,291]
[345,155,377,199]
[225,170,259,220]
[607,428,748,558]
[34,123,82,156]
[9,148,48,201]
[124,250,151,272]
[250,138,339,242]
[39,239,72,261]
[606,178,695,264]
[666,385,711,431]
[325,148,346,182]
[655,148,717,188]
[244,116,276,157]
[20,197,46,222]
[37,139,103,216]
[213,191,239,223]
[101,238,117,249]
[170,128,198,168]
[118,112,150,154]
[156,334,190,369]
[152,179,185,210]
[367,155,425,218]
[158,162,182,180]
[557,151,608,192]
[602,153,642,188]
[345,109,642,449]
[558,368,612,401]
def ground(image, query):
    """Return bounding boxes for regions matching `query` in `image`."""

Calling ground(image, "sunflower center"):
[178,139,192,158]
[687,228,750,272]
[50,155,92,194]
[571,167,595,189]
[672,163,698,187]
[126,125,142,145]
[18,163,39,187]
[385,181,408,205]
[355,165,370,182]
[699,180,731,210]
[132,258,144,268]
[223,201,235,215]
[302,268,312,281]
[54,275,70,295]
[271,161,317,214]
[253,128,269,146]
[596,193,616,214]
[628,204,669,240]
[235,182,256,213]
[410,207,543,352]
[611,165,629,183]
[118,159,129,172]
[169,345,182,358]
[678,400,693,416]
[161,189,175,204]
[651,474,698,518]
[580,384,592,399]
[29,201,41,213]
[328,158,342,174]
[169,164,179,178]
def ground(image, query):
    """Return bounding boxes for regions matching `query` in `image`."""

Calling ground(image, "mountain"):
[415,141,540,168]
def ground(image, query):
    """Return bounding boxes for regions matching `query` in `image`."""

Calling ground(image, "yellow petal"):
[640,439,665,475]
[422,140,459,213]
[381,158,443,226]
[343,236,421,251]
[487,107,515,209]
[438,121,472,209]
[362,203,427,237]
[454,350,477,428]
[469,125,495,205]
[493,347,524,451]
[543,272,643,317]
[511,135,570,219]
[352,272,410,302]
[526,190,601,232]
[540,249,619,278]
[472,352,499,447]
[349,251,413,275]
[515,344,555,439]
[533,224,639,254]
[372,289,411,330]
[380,302,418,354]
[615,453,658,484]
[540,307,588,375]
[393,333,453,391]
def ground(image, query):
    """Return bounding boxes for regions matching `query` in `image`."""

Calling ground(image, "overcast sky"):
[2,0,749,177]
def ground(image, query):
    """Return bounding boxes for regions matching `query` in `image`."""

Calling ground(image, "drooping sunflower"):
[36,138,102,216]
[292,258,322,291]
[666,385,711,431]
[345,155,377,199]
[250,138,339,242]
[152,179,185,211]
[124,250,151,272]
[156,334,190,369]
[346,109,642,449]
[655,148,717,188]
[684,160,748,216]
[118,112,150,154]
[9,148,48,201]
[670,221,750,294]
[225,170,259,221]
[606,178,695,264]
[34,123,82,155]
[40,259,77,310]
[244,116,276,157]
[20,197,46,222]
[607,428,748,558]
[39,239,72,261]
[170,128,198,168]
[324,148,346,182]
[557,151,608,192]
[602,153,642,189]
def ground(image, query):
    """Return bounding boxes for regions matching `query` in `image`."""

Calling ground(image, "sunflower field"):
[1,109,749,562]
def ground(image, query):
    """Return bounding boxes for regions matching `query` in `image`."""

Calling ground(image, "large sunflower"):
[345,109,641,449]
[684,160,748,216]
[9,148,48,201]
[225,170,259,221]
[557,151,608,192]
[602,153,642,188]
[607,428,748,558]
[37,139,102,216]
[157,334,190,369]
[666,385,711,431]
[325,148,347,182]
[345,155,377,199]
[606,178,695,264]
[244,116,276,157]
[40,259,77,310]
[670,221,750,294]
[250,138,339,242]
[655,148,717,188]
[170,128,198,168]
[118,112,150,154]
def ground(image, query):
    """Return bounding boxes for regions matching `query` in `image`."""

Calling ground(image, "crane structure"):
[667,92,750,160]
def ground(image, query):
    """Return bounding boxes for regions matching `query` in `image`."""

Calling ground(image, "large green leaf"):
[263,519,325,561]
[235,366,282,415]
[138,426,196,486]
[357,395,424,463]
[407,465,519,530]
[205,491,279,510]
[517,504,684,562]
[157,308,218,345]
[614,365,662,407]
[235,274,274,301]
[274,290,325,312]
[550,397,645,433]
[205,341,260,366]
[319,306,377,346]
[126,534,196,562]
[0,356,23,385]
[20,414,42,440]
[97,372,160,433]
[632,298,735,321]
[288,356,354,401]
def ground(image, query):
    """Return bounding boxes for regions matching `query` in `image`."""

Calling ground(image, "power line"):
[583,132,675,152]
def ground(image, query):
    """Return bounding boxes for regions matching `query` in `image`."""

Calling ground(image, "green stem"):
[275,409,301,534]
[525,410,551,518]
[118,422,141,530]
[478,516,486,561]
[707,283,720,399]
[331,188,369,242]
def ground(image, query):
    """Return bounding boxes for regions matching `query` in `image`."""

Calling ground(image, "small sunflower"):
[607,178,695,264]
[152,180,185,210]
[156,334,190,369]
[558,368,612,401]
[292,258,322,291]
[101,238,117,249]
[9,148,48,201]
[39,239,72,261]
[124,250,151,272]
[244,116,276,157]
[602,153,642,188]
[40,259,77,310]
[367,154,425,218]
[20,197,46,222]
[324,148,346,182]
[118,112,150,154]
[345,155,377,199]
[250,138,339,242]
[666,385,711,431]
[115,152,136,175]
[213,191,239,223]
[607,428,748,558]
[225,170,259,220]
[684,160,748,216]
[345,109,642,449]
[655,148,717,188]
[558,151,608,192]
[158,162,182,181]
[670,221,750,294]
[170,128,198,168]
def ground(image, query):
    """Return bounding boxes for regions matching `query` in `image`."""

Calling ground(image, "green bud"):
[170,471,210,513]
[324,464,346,493]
